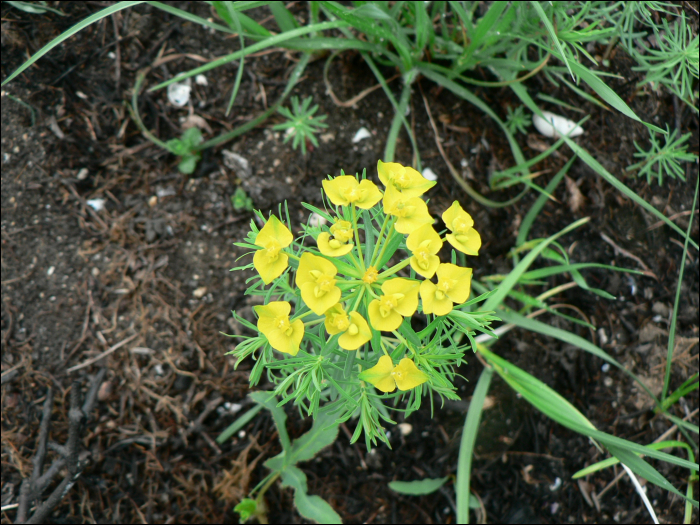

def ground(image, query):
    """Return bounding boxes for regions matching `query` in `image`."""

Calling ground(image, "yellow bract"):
[322,176,383,209]
[406,224,443,278]
[254,301,304,356]
[324,304,372,351]
[296,253,341,315]
[382,184,433,234]
[420,263,473,316]
[377,160,436,198]
[253,215,294,284]
[368,278,419,331]
[442,201,481,256]
[359,355,428,392]
[317,219,354,257]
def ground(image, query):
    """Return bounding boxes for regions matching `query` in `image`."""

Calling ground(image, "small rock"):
[352,127,371,143]
[222,150,252,179]
[193,286,207,299]
[98,381,113,401]
[638,323,667,343]
[148,196,158,208]
[422,167,438,181]
[397,423,412,436]
[533,111,583,139]
[167,77,191,107]
[651,302,670,318]
[86,198,105,211]
[195,74,208,86]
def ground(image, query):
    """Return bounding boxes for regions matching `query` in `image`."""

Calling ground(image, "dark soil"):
[2,3,698,524]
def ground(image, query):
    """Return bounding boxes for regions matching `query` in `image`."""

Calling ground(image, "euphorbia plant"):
[228,161,498,448]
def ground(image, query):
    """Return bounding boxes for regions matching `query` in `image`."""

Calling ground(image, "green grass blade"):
[573,440,695,478]
[269,0,298,32]
[222,4,246,116]
[496,308,660,405]
[662,174,698,399]
[384,75,414,162]
[478,345,699,505]
[517,156,574,246]
[530,1,573,80]
[561,137,698,250]
[216,403,264,444]
[148,20,346,92]
[484,217,590,311]
[2,1,145,87]
[566,60,664,133]
[459,1,508,67]
[456,366,493,524]
[389,477,449,496]
[148,1,233,33]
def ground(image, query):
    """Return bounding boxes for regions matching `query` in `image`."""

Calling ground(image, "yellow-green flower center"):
[309,270,336,297]
[452,217,470,233]
[347,323,359,336]
[378,293,404,317]
[363,267,379,284]
[330,312,350,331]
[264,240,281,261]
[330,221,353,243]
[275,316,291,333]
[393,172,410,189]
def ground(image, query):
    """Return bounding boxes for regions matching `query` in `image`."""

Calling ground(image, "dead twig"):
[15,371,105,524]
[600,232,658,279]
[66,333,139,373]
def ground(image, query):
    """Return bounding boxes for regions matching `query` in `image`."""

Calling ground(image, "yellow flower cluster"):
[249,160,482,394]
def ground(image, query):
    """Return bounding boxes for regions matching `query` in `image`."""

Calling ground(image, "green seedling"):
[626,125,697,185]
[231,187,254,213]
[272,96,328,155]
[504,105,531,135]
[224,392,341,524]
[166,127,203,175]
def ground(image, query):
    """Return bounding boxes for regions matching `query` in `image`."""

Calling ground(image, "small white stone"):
[77,168,89,180]
[47,266,55,276]
[549,477,562,491]
[148,196,158,208]
[533,111,583,138]
[597,328,608,345]
[193,286,207,299]
[352,127,371,143]
[195,74,208,86]
[308,212,327,227]
[86,198,105,211]
[397,423,413,436]
[167,77,192,107]
[422,167,438,181]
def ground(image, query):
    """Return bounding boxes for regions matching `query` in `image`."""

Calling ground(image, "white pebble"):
[422,167,438,181]
[195,74,208,86]
[167,77,192,107]
[601,363,610,373]
[533,111,583,139]
[47,266,55,276]
[86,198,105,211]
[397,423,413,436]
[308,212,327,227]
[352,127,371,143]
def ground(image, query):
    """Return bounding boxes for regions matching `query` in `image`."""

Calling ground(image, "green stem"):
[351,205,366,271]
[304,319,325,327]
[374,218,396,268]
[378,257,411,279]
[351,287,365,313]
[293,310,316,321]
[370,213,391,267]
[286,251,300,261]
[392,330,417,357]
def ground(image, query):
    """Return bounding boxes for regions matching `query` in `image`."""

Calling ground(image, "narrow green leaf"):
[457,366,493,524]
[389,477,449,495]
[3,1,145,86]
[250,391,291,451]
[215,403,264,444]
[561,137,697,249]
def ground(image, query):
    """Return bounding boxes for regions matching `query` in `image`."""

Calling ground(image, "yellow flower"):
[359,355,428,393]
[322,176,383,209]
[317,220,354,257]
[254,301,304,356]
[368,278,419,331]
[377,160,436,198]
[406,224,443,278]
[442,201,481,256]
[382,184,433,234]
[324,304,371,350]
[296,253,342,315]
[362,266,379,284]
[253,215,294,284]
[420,263,473,316]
